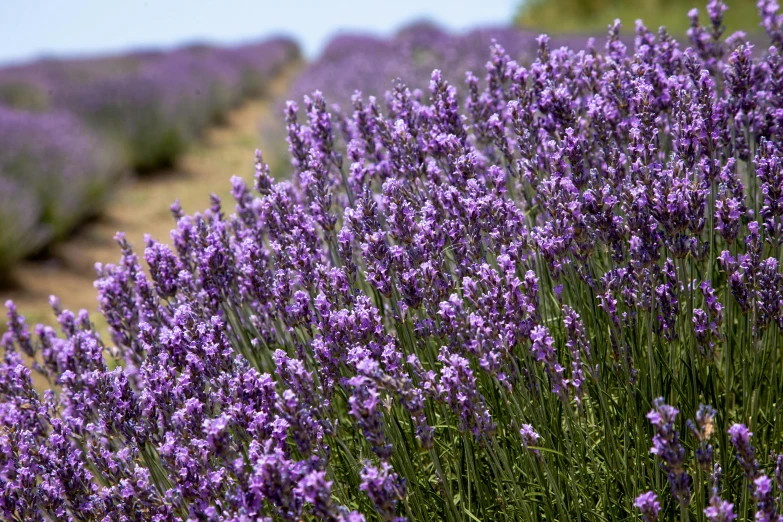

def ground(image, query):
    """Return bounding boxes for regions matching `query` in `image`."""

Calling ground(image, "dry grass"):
[0,65,297,333]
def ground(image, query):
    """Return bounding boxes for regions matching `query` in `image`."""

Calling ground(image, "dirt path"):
[1,66,296,330]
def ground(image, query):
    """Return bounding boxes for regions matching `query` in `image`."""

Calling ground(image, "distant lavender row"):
[0,38,299,277]
[288,23,602,110]
[0,107,122,278]
[0,38,299,171]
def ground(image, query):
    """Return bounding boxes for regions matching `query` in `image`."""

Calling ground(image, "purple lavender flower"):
[360,462,407,522]
[647,398,691,507]
[774,452,783,492]
[436,347,495,438]
[530,325,568,401]
[520,423,541,457]
[634,491,660,522]
[704,496,736,522]
[6,7,783,521]
[693,281,724,359]
[759,0,783,49]
[562,305,593,406]
[687,404,717,471]
[347,374,393,460]
[728,423,759,480]
[296,470,359,521]
[753,475,781,522]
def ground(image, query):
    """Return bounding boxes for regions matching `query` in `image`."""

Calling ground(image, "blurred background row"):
[0,0,761,283]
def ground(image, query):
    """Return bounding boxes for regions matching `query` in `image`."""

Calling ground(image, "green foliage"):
[0,82,49,112]
[515,0,760,35]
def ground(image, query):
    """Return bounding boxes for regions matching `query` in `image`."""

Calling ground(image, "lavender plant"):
[6,2,783,520]
[0,107,123,274]
[0,173,45,280]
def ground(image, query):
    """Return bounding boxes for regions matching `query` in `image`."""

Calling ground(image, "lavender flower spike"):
[647,398,691,507]
[704,496,736,522]
[520,423,541,457]
[634,491,661,522]
[360,462,407,522]
[728,423,759,480]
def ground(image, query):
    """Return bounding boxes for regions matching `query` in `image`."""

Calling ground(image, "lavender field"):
[5,0,783,521]
[0,38,299,277]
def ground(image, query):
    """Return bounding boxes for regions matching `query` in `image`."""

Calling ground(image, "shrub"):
[0,174,46,279]
[515,0,760,36]
[4,2,783,521]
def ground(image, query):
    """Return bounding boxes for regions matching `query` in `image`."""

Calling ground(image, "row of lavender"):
[0,108,122,276]
[5,2,783,521]
[0,38,299,278]
[287,22,605,111]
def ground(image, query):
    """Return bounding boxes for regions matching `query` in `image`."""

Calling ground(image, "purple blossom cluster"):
[647,398,691,506]
[5,1,783,520]
[634,491,661,522]
[288,22,610,111]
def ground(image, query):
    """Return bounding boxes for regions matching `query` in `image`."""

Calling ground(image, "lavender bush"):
[288,22,603,111]
[6,1,783,520]
[0,38,299,171]
[0,107,123,274]
[0,174,45,281]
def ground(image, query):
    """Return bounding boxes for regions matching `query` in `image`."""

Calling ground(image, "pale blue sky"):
[0,0,519,65]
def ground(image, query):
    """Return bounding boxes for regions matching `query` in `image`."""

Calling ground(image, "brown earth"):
[0,66,296,333]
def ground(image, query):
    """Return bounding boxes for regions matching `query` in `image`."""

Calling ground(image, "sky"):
[0,0,519,66]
